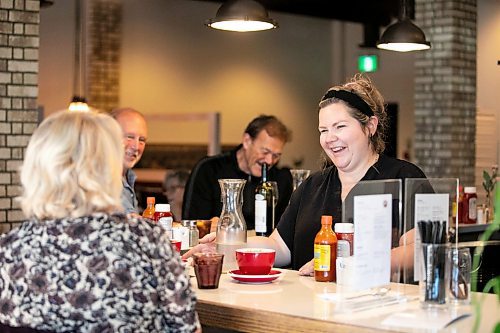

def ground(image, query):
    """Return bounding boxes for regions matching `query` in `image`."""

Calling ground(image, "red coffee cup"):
[235,248,276,275]
[171,240,181,252]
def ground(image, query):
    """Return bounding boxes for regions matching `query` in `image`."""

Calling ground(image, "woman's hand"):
[298,259,314,276]
[181,232,216,260]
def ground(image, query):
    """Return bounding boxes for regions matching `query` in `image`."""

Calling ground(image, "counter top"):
[192,269,499,333]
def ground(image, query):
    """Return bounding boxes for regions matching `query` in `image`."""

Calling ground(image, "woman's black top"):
[276,154,427,270]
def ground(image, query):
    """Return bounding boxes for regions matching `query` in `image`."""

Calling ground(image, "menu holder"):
[402,178,459,285]
[339,179,406,305]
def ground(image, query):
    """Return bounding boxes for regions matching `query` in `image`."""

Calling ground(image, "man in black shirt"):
[182,115,293,231]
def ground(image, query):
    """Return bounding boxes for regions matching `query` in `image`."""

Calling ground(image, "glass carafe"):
[216,179,247,272]
[290,169,311,191]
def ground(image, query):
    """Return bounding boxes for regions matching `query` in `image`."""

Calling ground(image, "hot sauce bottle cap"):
[321,215,332,225]
[146,197,155,205]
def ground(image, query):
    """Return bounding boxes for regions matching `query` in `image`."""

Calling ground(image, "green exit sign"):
[358,55,378,72]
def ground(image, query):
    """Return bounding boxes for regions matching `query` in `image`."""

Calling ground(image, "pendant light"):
[69,0,90,112]
[376,0,430,52]
[206,0,278,32]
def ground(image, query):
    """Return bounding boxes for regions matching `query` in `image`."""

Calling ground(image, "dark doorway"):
[385,103,398,158]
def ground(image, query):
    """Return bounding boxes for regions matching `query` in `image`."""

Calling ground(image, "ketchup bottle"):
[461,187,477,224]
[314,215,337,282]
[154,204,173,237]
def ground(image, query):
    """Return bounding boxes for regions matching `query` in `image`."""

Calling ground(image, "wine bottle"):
[254,163,275,237]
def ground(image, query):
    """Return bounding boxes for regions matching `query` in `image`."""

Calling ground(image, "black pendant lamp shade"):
[377,0,431,52]
[206,0,278,32]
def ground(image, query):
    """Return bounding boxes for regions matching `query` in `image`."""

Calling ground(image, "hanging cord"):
[73,0,80,97]
[73,0,86,99]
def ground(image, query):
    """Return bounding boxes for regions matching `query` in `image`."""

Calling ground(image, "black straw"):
[418,220,448,303]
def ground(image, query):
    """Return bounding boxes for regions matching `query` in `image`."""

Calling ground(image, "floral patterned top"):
[0,213,199,332]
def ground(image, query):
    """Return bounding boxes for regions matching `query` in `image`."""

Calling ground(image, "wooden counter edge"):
[196,299,392,333]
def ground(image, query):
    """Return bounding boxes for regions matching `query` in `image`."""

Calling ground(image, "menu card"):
[344,194,392,292]
[413,193,449,281]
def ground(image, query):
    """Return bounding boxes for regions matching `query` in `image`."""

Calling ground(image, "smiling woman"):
[184,74,427,276]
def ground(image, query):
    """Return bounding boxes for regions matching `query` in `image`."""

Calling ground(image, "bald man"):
[111,108,148,215]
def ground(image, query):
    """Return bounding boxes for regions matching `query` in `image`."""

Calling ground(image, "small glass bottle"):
[314,215,337,282]
[154,204,173,237]
[456,185,464,224]
[334,223,354,257]
[462,187,477,224]
[188,220,199,247]
[142,197,155,220]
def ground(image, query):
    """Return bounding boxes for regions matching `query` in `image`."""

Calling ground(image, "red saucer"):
[228,269,282,283]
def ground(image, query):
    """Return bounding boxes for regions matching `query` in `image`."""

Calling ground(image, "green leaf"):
[484,170,491,183]
[482,276,500,298]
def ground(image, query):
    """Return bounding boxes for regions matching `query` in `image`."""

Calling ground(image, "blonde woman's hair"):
[19,110,124,220]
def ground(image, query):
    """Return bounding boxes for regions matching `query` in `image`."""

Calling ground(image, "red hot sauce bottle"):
[314,215,337,282]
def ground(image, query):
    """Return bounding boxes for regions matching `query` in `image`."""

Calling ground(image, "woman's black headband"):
[320,89,374,117]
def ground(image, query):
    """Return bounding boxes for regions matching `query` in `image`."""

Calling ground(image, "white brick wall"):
[0,0,39,229]
[414,0,477,185]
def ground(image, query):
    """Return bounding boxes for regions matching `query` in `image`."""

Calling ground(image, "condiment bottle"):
[188,220,199,247]
[174,221,190,250]
[154,204,173,237]
[453,185,464,224]
[142,197,155,220]
[334,223,354,257]
[314,215,337,282]
[462,187,477,224]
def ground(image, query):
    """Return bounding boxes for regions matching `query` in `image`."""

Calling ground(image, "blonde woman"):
[0,111,199,332]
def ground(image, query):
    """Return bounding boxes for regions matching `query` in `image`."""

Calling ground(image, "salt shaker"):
[188,220,199,247]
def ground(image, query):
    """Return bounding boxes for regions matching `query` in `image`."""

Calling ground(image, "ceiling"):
[194,0,412,47]
[195,0,408,26]
[41,0,409,47]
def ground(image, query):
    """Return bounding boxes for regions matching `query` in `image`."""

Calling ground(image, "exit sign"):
[358,55,378,72]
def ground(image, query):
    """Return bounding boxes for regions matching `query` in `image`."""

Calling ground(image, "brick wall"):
[88,0,121,112]
[414,0,477,185]
[0,0,39,232]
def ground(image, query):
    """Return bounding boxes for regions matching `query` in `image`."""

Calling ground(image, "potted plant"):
[482,165,498,222]
[472,182,499,333]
